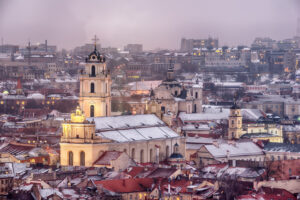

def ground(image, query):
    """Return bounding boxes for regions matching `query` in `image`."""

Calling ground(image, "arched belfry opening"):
[68,151,73,166]
[80,151,85,166]
[90,83,95,93]
[91,65,96,77]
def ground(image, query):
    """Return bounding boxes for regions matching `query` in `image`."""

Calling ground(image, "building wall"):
[0,177,13,196]
[60,137,185,167]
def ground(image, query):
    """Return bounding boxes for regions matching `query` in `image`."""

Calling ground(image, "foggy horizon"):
[0,0,299,50]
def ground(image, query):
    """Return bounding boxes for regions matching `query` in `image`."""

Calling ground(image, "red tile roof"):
[93,151,122,165]
[93,178,154,193]
[237,187,296,200]
[123,166,155,178]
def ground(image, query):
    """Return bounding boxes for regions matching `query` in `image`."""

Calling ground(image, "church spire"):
[166,57,175,81]
[92,35,99,51]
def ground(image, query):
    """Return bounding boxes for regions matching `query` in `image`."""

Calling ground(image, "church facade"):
[146,66,202,125]
[60,108,185,167]
[60,46,185,167]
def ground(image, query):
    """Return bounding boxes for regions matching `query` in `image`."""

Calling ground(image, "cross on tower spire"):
[92,35,99,50]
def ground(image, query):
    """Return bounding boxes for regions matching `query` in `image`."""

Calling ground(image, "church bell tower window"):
[80,151,85,166]
[90,105,95,117]
[68,151,73,166]
[90,83,95,93]
[91,65,96,77]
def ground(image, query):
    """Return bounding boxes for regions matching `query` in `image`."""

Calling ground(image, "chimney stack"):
[45,40,48,52]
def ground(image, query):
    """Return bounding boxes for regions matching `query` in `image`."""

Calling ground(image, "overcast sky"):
[0,0,299,50]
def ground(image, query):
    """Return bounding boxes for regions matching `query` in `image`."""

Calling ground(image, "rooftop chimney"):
[45,40,47,52]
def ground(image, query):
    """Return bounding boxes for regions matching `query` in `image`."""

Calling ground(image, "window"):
[232,120,234,125]
[80,151,85,166]
[289,168,292,176]
[166,146,170,159]
[278,156,280,161]
[140,149,144,163]
[90,83,95,93]
[195,92,198,99]
[91,65,96,76]
[90,105,95,117]
[193,104,197,113]
[150,149,153,162]
[68,151,73,166]
[131,148,135,160]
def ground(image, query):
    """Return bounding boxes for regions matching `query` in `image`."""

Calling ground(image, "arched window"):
[91,65,96,77]
[80,151,85,166]
[90,105,94,117]
[150,149,153,162]
[194,104,197,113]
[166,146,170,159]
[140,149,144,163]
[131,148,135,160]
[90,83,95,93]
[68,151,73,166]
[195,92,198,99]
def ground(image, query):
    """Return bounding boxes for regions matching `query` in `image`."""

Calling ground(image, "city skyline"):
[0,0,299,50]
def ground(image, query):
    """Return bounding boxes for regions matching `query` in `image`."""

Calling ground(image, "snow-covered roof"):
[128,80,162,91]
[179,107,263,122]
[182,124,210,131]
[97,126,179,143]
[204,142,263,158]
[88,114,165,131]
[89,114,180,143]
[39,188,63,199]
[186,137,223,144]
[264,143,300,153]
[27,93,45,99]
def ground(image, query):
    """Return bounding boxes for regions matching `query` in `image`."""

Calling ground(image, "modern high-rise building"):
[180,37,218,52]
[124,44,143,54]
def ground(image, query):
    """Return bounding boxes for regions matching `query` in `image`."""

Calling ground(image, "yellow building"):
[228,104,243,139]
[79,45,111,117]
[240,123,283,143]
[60,107,185,167]
[228,104,283,143]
